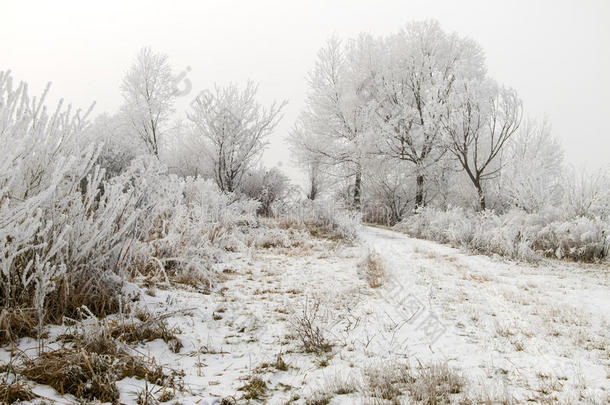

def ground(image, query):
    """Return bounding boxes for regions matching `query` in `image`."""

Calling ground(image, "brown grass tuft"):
[291,299,332,354]
[238,376,268,400]
[109,318,183,353]
[21,331,171,405]
[362,249,385,288]
[44,271,127,323]
[0,379,35,404]
[0,307,38,345]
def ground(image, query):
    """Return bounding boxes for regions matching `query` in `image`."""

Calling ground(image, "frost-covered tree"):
[240,167,291,216]
[373,21,486,208]
[363,158,414,225]
[86,112,140,178]
[121,47,175,157]
[500,119,564,212]
[441,80,523,210]
[291,35,379,209]
[187,81,285,193]
[563,167,610,218]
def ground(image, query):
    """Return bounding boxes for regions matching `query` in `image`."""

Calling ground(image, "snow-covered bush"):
[302,200,361,242]
[0,71,138,325]
[395,207,609,262]
[240,167,291,217]
[269,198,361,242]
[562,169,610,219]
[116,157,260,288]
[0,71,263,332]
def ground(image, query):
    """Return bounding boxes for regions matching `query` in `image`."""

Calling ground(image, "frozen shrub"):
[529,215,609,261]
[122,158,259,288]
[240,167,291,216]
[306,201,361,242]
[0,71,262,335]
[395,207,608,263]
[359,248,385,288]
[272,199,361,242]
[291,298,332,353]
[0,71,122,325]
[252,228,294,249]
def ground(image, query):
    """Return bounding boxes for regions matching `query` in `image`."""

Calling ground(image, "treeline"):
[289,21,608,224]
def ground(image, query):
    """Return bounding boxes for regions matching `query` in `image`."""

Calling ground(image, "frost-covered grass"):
[395,207,610,263]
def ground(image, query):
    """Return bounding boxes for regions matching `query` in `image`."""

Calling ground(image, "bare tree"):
[121,47,175,157]
[187,81,286,193]
[442,81,522,210]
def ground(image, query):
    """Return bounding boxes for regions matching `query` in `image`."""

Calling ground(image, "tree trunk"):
[353,171,362,210]
[307,177,318,200]
[475,180,486,211]
[415,174,425,209]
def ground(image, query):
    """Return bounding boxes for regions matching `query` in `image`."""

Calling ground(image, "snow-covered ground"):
[6,225,609,404]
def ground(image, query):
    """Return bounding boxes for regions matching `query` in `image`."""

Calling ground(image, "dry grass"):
[272,217,351,242]
[22,325,178,404]
[44,271,127,323]
[0,307,38,345]
[170,267,212,292]
[291,299,332,354]
[258,352,289,372]
[0,379,35,404]
[238,376,268,400]
[360,361,465,404]
[408,362,465,404]
[21,347,168,403]
[362,249,386,288]
[109,318,183,353]
[362,362,409,403]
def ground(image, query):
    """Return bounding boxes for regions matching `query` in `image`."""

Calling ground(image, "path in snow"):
[85,225,610,403]
[361,225,610,403]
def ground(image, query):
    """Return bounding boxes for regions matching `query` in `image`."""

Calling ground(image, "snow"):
[3,225,609,404]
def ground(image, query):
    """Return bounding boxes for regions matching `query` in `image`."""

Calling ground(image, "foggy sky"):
[2,0,609,175]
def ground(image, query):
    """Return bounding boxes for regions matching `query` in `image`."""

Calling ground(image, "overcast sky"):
[2,0,609,175]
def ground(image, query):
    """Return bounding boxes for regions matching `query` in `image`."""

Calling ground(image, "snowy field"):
[5,225,607,404]
[2,8,610,404]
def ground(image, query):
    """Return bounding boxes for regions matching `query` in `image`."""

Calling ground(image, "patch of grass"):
[44,270,127,322]
[259,352,289,372]
[170,266,211,292]
[274,352,288,371]
[305,390,332,405]
[361,249,385,288]
[291,299,332,354]
[362,362,409,401]
[109,318,183,353]
[305,374,358,404]
[21,344,170,404]
[238,376,267,400]
[0,307,38,345]
[0,379,35,404]
[22,349,121,403]
[408,362,464,404]
[361,361,465,404]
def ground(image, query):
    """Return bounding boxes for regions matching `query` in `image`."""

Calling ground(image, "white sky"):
[2,0,609,175]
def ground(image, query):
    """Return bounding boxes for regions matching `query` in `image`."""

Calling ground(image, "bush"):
[0,71,262,338]
[240,167,291,216]
[395,207,609,262]
[291,298,332,354]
